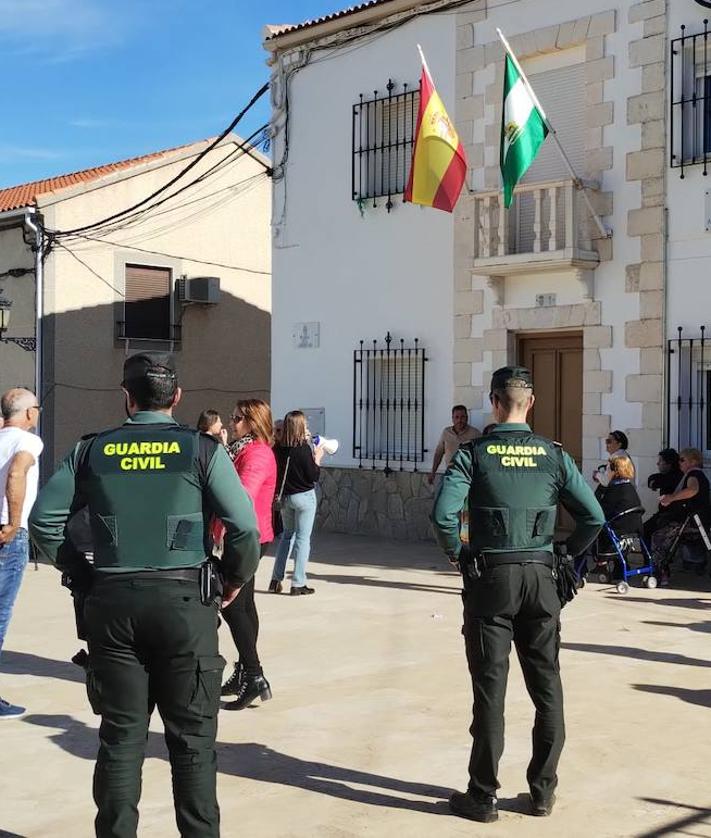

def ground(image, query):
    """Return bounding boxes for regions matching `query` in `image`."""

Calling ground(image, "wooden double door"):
[517,332,583,468]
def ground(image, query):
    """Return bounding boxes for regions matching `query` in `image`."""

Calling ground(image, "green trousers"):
[462,562,564,802]
[84,575,225,838]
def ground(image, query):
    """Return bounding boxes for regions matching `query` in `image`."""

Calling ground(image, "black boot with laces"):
[223,673,272,711]
[221,662,245,697]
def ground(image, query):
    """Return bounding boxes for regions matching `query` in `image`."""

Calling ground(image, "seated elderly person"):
[578,456,642,579]
[652,447,711,584]
[643,448,684,544]
[595,455,643,547]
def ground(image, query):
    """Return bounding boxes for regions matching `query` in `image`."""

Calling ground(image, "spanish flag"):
[405,52,468,213]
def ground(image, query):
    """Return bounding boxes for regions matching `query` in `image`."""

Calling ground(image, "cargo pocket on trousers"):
[86,665,103,715]
[188,655,226,717]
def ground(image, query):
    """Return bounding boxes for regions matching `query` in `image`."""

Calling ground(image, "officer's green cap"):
[122,352,177,385]
[490,366,533,392]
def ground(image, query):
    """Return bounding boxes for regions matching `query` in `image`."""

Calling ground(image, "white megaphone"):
[312,435,339,455]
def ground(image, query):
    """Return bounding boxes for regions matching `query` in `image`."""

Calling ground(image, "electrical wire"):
[54,123,270,243]
[53,239,125,297]
[64,125,270,241]
[50,83,271,238]
[69,233,271,276]
[67,173,268,251]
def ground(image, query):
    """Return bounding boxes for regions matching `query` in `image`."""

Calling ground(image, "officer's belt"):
[479,551,554,569]
[94,567,201,583]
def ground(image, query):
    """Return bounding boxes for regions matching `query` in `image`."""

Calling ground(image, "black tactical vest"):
[77,423,214,570]
[466,428,565,554]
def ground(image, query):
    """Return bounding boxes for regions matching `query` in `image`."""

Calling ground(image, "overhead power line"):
[59,125,270,242]
[71,233,271,276]
[50,82,270,239]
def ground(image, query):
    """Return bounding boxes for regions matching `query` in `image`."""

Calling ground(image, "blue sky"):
[0,0,346,188]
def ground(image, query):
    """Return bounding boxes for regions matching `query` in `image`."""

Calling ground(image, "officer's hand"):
[0,524,18,546]
[221,583,242,609]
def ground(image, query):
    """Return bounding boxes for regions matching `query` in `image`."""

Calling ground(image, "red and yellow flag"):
[405,59,468,213]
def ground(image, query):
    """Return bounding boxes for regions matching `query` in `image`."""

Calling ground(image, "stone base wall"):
[316,467,436,541]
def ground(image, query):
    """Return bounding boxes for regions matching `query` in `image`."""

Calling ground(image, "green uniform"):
[29,411,260,838]
[432,422,603,805]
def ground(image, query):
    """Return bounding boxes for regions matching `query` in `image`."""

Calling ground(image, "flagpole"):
[416,43,432,77]
[496,28,611,239]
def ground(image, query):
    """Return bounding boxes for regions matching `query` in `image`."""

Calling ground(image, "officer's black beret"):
[490,365,533,392]
[122,352,177,385]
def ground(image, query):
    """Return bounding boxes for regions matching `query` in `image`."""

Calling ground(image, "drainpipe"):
[23,209,44,432]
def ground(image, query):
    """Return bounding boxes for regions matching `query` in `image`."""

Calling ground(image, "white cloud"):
[0,145,63,161]
[0,0,136,61]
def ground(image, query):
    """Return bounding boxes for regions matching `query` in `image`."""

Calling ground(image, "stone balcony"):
[471,178,601,299]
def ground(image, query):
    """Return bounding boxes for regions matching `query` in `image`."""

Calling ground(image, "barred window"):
[671,21,711,176]
[352,81,420,211]
[353,333,428,472]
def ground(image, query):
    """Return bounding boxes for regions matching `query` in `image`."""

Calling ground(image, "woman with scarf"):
[217,399,277,710]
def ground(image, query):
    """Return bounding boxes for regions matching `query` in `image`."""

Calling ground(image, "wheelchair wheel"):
[616,581,630,595]
[644,576,658,589]
[597,572,608,584]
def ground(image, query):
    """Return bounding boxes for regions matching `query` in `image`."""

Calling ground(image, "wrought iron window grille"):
[353,332,428,474]
[671,20,711,178]
[352,80,420,212]
[665,325,710,453]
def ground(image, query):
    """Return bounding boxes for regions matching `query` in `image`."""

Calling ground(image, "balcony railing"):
[471,179,600,275]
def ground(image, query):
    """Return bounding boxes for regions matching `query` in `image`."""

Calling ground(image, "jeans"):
[272,489,317,587]
[0,528,29,657]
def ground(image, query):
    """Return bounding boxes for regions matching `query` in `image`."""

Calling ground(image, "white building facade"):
[265,0,710,540]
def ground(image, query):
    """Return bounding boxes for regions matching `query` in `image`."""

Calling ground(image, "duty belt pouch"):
[199,558,224,606]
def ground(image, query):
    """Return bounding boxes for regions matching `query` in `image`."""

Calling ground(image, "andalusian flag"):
[500,54,548,208]
[405,52,467,213]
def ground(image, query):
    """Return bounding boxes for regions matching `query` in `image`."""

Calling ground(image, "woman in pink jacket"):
[218,399,277,711]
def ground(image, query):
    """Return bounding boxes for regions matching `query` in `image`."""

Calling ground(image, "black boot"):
[221,662,244,697]
[448,791,498,823]
[223,673,272,711]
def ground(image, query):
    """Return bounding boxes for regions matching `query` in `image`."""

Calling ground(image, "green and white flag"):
[500,54,548,208]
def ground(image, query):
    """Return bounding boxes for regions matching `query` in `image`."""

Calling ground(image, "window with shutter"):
[122,264,172,340]
[516,61,585,252]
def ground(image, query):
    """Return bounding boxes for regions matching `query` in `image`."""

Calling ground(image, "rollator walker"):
[580,506,657,595]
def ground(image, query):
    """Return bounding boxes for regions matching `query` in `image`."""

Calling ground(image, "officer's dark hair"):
[609,430,629,449]
[123,364,178,410]
[451,404,468,415]
[658,448,680,469]
[491,382,533,412]
[197,409,220,432]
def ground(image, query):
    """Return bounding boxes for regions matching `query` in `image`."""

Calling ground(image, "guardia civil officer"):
[432,367,604,824]
[29,353,260,838]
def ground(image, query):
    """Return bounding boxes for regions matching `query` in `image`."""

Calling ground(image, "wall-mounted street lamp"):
[0,297,13,341]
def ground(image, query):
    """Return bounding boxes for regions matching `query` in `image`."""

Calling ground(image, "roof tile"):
[0,141,197,213]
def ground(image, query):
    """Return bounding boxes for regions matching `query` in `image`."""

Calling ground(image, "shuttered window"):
[517,61,585,251]
[123,264,172,340]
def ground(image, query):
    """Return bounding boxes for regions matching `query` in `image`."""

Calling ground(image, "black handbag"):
[272,456,290,536]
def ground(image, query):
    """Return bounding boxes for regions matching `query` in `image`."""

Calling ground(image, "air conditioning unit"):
[179,276,220,305]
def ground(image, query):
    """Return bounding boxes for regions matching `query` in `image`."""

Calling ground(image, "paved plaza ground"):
[2,532,711,837]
